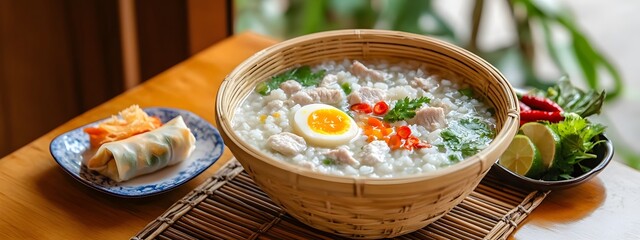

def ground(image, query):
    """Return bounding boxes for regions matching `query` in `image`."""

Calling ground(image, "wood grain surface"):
[0,32,638,240]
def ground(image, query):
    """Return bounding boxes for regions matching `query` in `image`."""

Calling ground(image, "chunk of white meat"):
[327,147,359,165]
[320,74,338,87]
[280,80,302,95]
[412,107,447,131]
[410,77,437,90]
[291,87,343,106]
[347,87,386,105]
[266,132,307,156]
[428,101,451,114]
[290,91,315,106]
[350,60,385,81]
[358,140,390,165]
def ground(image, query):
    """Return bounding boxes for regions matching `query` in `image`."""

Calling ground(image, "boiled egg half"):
[292,104,358,148]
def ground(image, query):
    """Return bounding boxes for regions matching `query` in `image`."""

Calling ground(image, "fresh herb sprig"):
[530,77,605,118]
[383,97,430,122]
[255,66,326,96]
[543,113,606,180]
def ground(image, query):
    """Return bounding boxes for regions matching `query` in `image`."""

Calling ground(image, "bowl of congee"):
[216,29,519,238]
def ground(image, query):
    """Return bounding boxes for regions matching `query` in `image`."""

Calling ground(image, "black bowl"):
[490,134,614,191]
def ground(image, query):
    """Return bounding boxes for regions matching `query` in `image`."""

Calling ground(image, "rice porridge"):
[232,59,496,178]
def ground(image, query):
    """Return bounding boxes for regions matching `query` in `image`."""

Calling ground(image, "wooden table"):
[1,32,639,240]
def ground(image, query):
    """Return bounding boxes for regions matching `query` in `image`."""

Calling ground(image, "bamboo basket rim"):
[217,29,519,185]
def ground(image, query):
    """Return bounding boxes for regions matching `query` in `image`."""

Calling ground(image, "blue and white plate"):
[50,107,224,198]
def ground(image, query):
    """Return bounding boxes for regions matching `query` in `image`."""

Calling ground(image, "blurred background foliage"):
[235,0,638,168]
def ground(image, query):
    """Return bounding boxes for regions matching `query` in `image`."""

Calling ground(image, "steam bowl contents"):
[232,60,496,178]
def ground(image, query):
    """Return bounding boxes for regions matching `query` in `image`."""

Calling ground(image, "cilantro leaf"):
[383,97,430,122]
[542,113,606,180]
[255,66,326,95]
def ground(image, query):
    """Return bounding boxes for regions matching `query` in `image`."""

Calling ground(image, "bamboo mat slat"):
[133,159,548,240]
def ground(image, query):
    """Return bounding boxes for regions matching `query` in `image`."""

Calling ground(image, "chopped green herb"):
[542,113,606,180]
[383,97,431,122]
[448,154,462,163]
[322,159,334,166]
[256,66,326,96]
[439,117,494,159]
[340,82,352,95]
[459,88,474,97]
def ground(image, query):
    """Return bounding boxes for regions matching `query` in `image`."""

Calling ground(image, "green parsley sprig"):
[382,97,430,122]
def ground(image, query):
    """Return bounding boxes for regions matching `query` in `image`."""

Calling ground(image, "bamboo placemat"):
[133,159,548,240]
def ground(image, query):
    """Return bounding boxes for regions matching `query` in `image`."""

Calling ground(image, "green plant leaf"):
[571,33,598,89]
[377,0,456,41]
[539,18,566,73]
[513,0,623,102]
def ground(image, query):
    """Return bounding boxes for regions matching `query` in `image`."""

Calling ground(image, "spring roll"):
[85,116,196,182]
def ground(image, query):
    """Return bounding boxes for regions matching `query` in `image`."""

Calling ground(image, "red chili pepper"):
[404,136,420,150]
[519,101,532,111]
[414,142,431,149]
[396,126,412,139]
[520,95,563,112]
[520,110,564,123]
[350,103,372,114]
[373,101,389,115]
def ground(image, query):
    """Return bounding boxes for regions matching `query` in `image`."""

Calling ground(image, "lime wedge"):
[499,135,544,178]
[519,122,561,170]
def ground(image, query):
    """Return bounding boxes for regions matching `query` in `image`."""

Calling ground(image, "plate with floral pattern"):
[50,107,224,198]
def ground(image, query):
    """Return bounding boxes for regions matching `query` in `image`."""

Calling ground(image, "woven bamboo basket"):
[216,29,519,239]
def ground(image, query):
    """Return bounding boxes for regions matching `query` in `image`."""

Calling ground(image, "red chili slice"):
[414,142,431,149]
[520,95,563,112]
[350,103,372,114]
[373,101,389,115]
[404,136,420,150]
[520,110,564,123]
[396,126,412,139]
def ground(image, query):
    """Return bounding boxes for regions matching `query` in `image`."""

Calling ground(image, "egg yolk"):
[307,109,350,135]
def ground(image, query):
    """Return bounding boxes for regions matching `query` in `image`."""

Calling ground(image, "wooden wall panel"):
[187,0,232,54]
[133,0,232,81]
[0,0,122,157]
[0,0,8,155]
[0,0,79,155]
[135,0,190,81]
[66,0,124,109]
[0,0,231,157]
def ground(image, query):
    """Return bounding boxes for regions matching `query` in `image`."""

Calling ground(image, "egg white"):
[291,104,359,148]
